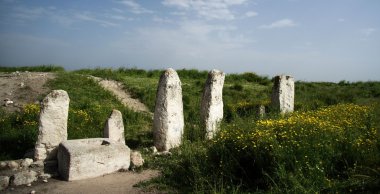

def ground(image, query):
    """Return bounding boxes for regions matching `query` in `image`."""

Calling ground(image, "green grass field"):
[1,65,379,193]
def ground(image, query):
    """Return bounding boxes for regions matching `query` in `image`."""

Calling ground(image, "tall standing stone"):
[34,90,70,161]
[201,69,225,139]
[104,109,125,144]
[271,75,294,113]
[153,68,184,151]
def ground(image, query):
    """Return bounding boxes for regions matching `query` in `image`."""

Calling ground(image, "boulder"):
[0,176,9,190]
[11,170,37,186]
[130,151,144,169]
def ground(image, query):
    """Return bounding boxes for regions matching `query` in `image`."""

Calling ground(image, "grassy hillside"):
[1,66,379,193]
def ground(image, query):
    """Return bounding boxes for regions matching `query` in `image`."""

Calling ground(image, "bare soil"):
[2,170,163,194]
[0,72,55,112]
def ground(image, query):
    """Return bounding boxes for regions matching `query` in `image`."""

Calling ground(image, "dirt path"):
[90,76,152,115]
[3,170,163,194]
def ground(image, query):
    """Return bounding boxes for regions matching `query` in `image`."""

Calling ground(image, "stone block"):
[57,138,130,181]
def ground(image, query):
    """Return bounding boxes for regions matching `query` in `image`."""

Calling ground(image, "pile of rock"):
[0,158,54,190]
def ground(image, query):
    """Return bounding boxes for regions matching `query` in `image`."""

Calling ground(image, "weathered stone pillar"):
[34,90,70,161]
[201,69,225,139]
[104,109,125,145]
[153,68,184,151]
[271,75,294,113]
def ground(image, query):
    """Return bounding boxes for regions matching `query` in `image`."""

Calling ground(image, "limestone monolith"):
[271,75,294,113]
[104,109,125,144]
[153,68,184,151]
[34,90,69,161]
[201,69,225,139]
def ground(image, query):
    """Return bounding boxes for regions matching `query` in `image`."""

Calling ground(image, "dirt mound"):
[0,71,55,112]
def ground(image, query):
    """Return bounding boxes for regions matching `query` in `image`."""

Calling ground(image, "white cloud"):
[259,19,297,29]
[162,0,248,20]
[361,28,376,37]
[118,0,153,14]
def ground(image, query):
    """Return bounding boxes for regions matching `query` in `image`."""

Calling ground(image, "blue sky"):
[0,0,379,81]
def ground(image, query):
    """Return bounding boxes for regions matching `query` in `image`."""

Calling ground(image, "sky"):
[0,0,379,82]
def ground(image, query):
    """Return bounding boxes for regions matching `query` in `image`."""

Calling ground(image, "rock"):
[271,75,295,113]
[153,68,184,151]
[34,90,70,161]
[57,138,130,181]
[21,158,34,168]
[43,179,48,183]
[257,105,266,118]
[150,146,158,154]
[20,82,25,88]
[30,160,44,168]
[0,176,10,190]
[11,170,38,186]
[27,183,32,187]
[130,151,144,168]
[39,173,52,180]
[8,161,19,169]
[200,69,225,139]
[154,151,172,156]
[103,109,125,144]
[0,161,7,169]
[4,99,14,107]
[30,190,36,194]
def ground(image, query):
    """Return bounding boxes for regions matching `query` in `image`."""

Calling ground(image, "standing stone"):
[153,68,184,151]
[271,75,294,113]
[201,69,225,139]
[104,109,125,144]
[34,90,70,161]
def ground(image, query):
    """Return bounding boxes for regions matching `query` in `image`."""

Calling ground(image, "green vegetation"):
[1,66,379,193]
[0,65,65,72]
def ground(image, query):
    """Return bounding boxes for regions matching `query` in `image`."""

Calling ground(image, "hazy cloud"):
[118,0,153,14]
[361,28,376,37]
[244,11,258,18]
[162,0,248,20]
[75,12,119,27]
[259,19,297,29]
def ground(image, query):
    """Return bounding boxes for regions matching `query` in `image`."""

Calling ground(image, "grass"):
[1,66,380,193]
[0,65,65,72]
